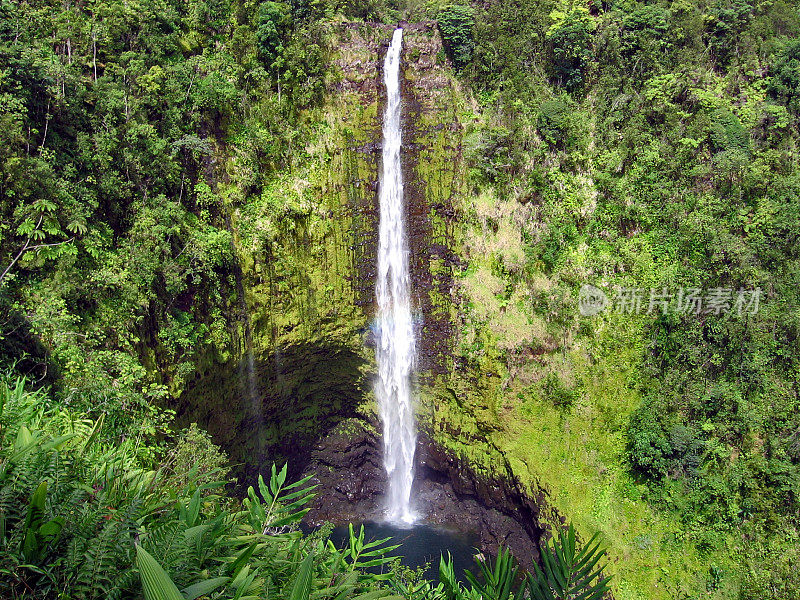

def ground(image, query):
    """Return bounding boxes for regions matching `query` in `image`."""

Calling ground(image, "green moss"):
[419,304,745,598]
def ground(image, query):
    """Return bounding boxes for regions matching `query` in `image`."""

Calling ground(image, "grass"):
[425,310,744,599]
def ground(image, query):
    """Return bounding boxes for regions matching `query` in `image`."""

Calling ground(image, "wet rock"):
[416,431,545,567]
[176,343,369,489]
[304,418,386,525]
[303,420,544,569]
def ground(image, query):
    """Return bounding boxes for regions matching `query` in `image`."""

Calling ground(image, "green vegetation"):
[0,374,609,599]
[546,5,596,90]
[1,0,798,598]
[528,524,610,600]
[437,5,475,70]
[426,0,800,598]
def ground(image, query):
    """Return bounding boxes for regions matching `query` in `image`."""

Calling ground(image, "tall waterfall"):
[376,28,416,525]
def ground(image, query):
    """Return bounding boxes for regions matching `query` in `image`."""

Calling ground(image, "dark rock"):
[303,420,545,570]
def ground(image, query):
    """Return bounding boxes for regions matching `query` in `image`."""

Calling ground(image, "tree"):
[546,6,596,90]
[706,0,753,67]
[620,5,671,76]
[537,98,572,148]
[257,1,291,72]
[769,38,800,111]
[438,4,475,71]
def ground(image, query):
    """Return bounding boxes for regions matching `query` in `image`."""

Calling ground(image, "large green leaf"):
[526,524,610,600]
[465,546,518,600]
[352,591,404,600]
[80,413,104,454]
[136,545,184,600]
[181,577,230,600]
[288,550,315,600]
[20,481,62,564]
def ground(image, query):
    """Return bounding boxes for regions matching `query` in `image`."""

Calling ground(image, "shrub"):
[542,371,579,409]
[337,0,382,20]
[537,98,572,147]
[627,404,672,479]
[438,4,475,70]
[257,1,291,70]
[769,38,800,111]
[706,0,753,67]
[464,125,514,184]
[620,6,671,75]
[546,7,596,90]
[709,108,750,156]
[164,423,233,491]
[281,37,326,108]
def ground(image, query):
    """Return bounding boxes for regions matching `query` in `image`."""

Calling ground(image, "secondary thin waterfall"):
[376,27,416,525]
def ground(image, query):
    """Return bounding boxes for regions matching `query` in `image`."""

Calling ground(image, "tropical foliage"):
[1,0,799,597]
[0,374,609,599]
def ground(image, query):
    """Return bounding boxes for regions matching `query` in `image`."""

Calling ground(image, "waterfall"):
[376,28,417,525]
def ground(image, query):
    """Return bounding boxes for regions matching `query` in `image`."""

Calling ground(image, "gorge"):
[2,2,799,599]
[174,21,545,566]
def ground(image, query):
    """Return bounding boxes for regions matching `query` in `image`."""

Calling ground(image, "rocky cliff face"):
[303,423,547,566]
[176,20,553,568]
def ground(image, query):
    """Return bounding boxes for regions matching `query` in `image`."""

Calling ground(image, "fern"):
[0,375,614,600]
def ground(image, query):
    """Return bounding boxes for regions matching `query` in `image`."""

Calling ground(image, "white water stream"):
[375,28,417,525]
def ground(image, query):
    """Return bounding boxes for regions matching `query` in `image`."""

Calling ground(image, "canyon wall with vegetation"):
[1,1,799,599]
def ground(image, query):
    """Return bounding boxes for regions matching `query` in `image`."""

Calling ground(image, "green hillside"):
[0,0,798,598]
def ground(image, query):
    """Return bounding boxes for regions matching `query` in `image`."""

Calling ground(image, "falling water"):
[234,262,261,441]
[376,28,417,525]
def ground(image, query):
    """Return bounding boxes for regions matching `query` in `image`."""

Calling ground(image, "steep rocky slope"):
[175,18,556,566]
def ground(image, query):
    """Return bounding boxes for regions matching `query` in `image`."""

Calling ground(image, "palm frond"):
[526,524,611,600]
